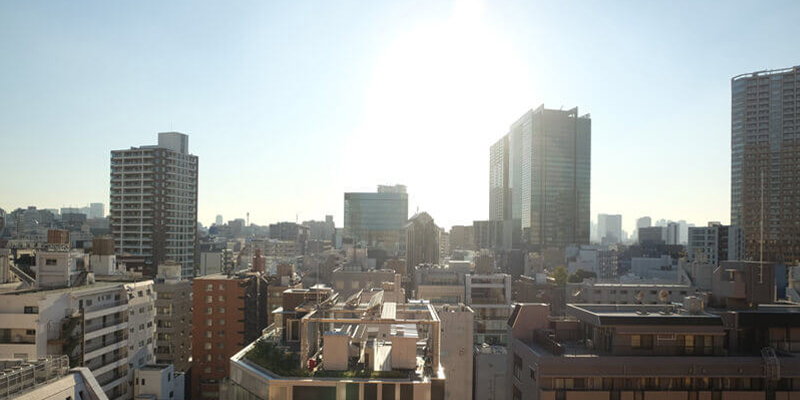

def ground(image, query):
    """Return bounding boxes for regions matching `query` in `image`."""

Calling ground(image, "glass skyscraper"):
[343,185,408,253]
[489,106,591,250]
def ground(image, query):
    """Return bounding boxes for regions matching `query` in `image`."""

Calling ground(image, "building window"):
[217,296,225,302]
[529,366,536,380]
[206,307,213,315]
[206,284,213,291]
[204,342,212,350]
[23,306,38,314]
[218,319,225,326]
[206,331,212,338]
[632,334,653,349]
[206,296,213,303]
[513,354,522,380]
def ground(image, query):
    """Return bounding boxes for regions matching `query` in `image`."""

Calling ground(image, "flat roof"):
[567,304,723,326]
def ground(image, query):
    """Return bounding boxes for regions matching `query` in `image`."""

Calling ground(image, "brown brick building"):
[191,271,269,400]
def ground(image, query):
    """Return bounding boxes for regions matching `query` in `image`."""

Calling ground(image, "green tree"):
[552,266,568,286]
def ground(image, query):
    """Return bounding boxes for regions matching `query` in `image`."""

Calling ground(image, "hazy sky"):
[1,0,798,233]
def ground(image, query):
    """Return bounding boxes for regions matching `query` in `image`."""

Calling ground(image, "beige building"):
[154,263,192,372]
[224,290,447,400]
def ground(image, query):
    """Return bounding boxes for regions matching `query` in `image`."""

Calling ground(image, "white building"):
[0,262,156,400]
[0,358,108,400]
[110,132,198,279]
[134,363,185,400]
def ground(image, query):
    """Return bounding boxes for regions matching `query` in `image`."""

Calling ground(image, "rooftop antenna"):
[247,212,250,227]
[759,169,764,283]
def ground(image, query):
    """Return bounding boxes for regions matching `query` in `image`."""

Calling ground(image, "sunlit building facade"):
[491,106,591,250]
[731,66,800,263]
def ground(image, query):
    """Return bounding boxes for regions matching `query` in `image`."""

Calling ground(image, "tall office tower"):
[636,216,651,229]
[215,215,222,226]
[491,105,591,250]
[731,66,800,262]
[597,213,623,244]
[110,132,198,278]
[489,135,510,221]
[405,212,440,268]
[343,184,408,253]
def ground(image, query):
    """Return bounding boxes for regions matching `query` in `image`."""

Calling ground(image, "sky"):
[1,0,799,233]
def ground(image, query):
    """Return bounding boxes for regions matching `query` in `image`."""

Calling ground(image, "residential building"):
[0,357,107,400]
[687,222,745,264]
[266,262,302,327]
[191,270,269,400]
[153,263,192,372]
[225,295,446,400]
[109,132,198,278]
[731,66,800,263]
[405,212,440,269]
[490,106,591,250]
[343,185,408,253]
[0,268,156,400]
[508,302,800,400]
[466,273,511,345]
[134,363,185,400]
[597,214,622,244]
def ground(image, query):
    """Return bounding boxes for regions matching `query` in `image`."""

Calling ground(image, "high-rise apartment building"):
[731,66,800,262]
[597,214,622,244]
[343,185,408,253]
[110,132,198,278]
[490,105,591,250]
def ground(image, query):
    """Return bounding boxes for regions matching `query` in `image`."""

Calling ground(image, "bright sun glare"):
[343,0,530,227]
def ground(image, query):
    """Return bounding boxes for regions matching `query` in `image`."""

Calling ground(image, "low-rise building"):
[0,357,107,400]
[134,363,185,400]
[467,273,512,345]
[225,297,446,400]
[508,302,800,400]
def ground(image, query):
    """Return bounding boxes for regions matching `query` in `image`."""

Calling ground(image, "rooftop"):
[567,304,723,326]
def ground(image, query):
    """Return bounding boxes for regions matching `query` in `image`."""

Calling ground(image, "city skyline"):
[2,1,800,233]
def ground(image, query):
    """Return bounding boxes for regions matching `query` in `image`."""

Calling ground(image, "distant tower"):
[247,212,250,227]
[215,215,223,226]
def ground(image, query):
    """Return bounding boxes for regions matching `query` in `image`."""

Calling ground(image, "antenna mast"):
[760,169,764,283]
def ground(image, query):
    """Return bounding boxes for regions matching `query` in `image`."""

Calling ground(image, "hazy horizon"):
[2,0,799,233]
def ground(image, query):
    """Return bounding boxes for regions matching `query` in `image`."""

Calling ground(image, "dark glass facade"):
[343,191,408,253]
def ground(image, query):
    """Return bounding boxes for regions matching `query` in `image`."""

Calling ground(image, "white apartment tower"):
[110,132,198,278]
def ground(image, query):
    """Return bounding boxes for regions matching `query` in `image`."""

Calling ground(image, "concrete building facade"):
[110,132,199,278]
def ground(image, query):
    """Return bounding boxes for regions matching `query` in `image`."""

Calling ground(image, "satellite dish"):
[635,290,645,303]
[658,290,670,303]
